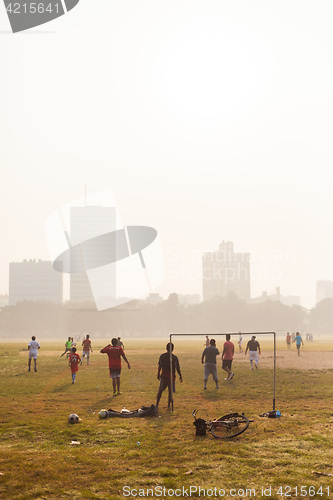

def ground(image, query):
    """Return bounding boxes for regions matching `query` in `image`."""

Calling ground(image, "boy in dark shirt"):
[156,343,182,408]
[245,336,261,369]
[201,339,220,389]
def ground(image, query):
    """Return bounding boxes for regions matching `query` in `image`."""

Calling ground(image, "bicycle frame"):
[193,409,251,439]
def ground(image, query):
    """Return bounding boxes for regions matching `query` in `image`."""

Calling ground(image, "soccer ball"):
[99,409,108,419]
[68,413,80,424]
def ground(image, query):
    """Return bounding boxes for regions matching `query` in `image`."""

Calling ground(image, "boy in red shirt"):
[100,338,131,396]
[68,347,81,384]
[82,334,93,365]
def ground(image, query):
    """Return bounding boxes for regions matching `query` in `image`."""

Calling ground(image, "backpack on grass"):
[193,418,207,436]
[259,410,281,418]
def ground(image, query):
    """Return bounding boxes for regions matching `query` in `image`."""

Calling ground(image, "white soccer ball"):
[99,409,108,419]
[68,413,80,424]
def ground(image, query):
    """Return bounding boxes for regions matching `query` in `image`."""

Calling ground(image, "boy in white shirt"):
[28,336,40,372]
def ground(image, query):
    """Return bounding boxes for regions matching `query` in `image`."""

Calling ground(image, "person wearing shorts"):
[245,335,261,369]
[201,339,220,390]
[293,332,304,356]
[100,338,130,396]
[222,334,234,381]
[28,336,40,372]
[59,337,73,359]
[156,343,182,409]
[68,347,81,384]
[82,334,93,365]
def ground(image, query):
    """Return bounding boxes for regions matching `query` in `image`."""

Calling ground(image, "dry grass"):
[1,338,333,499]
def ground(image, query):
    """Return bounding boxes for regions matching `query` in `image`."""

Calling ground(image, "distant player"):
[100,338,131,396]
[222,334,234,381]
[204,335,210,347]
[68,347,81,384]
[156,343,182,409]
[245,335,261,369]
[286,332,291,349]
[201,339,220,390]
[293,332,304,356]
[28,336,40,372]
[116,337,124,349]
[59,337,73,358]
[82,334,93,365]
[238,332,243,353]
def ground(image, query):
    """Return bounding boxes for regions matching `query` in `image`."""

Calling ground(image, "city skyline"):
[7,244,333,310]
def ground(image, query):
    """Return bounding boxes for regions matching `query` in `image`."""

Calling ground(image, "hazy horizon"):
[1,1,333,309]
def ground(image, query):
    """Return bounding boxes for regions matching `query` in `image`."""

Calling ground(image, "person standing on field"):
[28,336,40,372]
[100,338,131,396]
[293,332,304,356]
[238,332,243,353]
[245,335,261,370]
[286,332,291,349]
[156,343,182,409]
[222,334,234,381]
[116,337,124,349]
[204,335,210,347]
[59,337,73,358]
[82,334,93,365]
[201,339,220,390]
[68,347,81,384]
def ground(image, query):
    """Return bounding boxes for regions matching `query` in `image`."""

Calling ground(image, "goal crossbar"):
[169,331,276,411]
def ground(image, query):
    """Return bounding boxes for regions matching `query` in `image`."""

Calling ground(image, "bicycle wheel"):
[211,413,250,439]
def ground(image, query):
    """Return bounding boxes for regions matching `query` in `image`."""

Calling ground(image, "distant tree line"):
[0,294,332,339]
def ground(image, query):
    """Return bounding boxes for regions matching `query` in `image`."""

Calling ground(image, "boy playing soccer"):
[68,347,81,384]
[82,334,93,365]
[60,337,73,359]
[100,338,131,396]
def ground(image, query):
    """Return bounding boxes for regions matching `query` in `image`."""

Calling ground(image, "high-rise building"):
[202,241,250,302]
[316,280,333,303]
[9,259,63,305]
[69,206,116,303]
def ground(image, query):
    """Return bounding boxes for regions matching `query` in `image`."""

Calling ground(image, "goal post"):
[169,331,277,412]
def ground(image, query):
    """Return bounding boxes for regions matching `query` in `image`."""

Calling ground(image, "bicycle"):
[193,409,252,439]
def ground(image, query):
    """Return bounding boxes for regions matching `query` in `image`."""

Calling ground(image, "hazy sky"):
[1,0,333,308]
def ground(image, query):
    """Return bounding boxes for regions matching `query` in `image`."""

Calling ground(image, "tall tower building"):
[202,241,250,302]
[316,280,333,304]
[69,206,116,303]
[9,259,63,305]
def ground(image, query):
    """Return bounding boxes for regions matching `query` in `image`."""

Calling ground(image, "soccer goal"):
[168,331,277,411]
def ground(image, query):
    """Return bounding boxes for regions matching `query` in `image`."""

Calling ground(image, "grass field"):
[1,336,333,500]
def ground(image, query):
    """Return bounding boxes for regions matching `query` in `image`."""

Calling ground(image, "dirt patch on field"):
[18,347,333,370]
[234,349,333,370]
[19,350,65,357]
